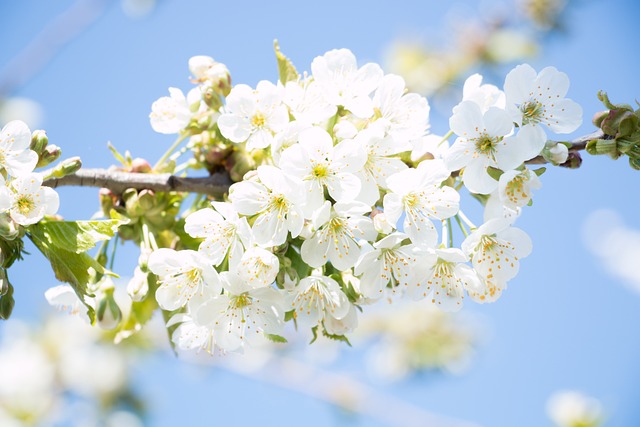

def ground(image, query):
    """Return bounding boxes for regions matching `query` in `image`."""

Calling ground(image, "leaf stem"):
[154,133,188,171]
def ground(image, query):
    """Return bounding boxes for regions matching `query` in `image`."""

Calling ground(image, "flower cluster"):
[146,48,582,354]
[0,121,59,236]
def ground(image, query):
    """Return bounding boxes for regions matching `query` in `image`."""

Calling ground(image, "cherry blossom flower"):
[444,100,543,194]
[383,159,459,247]
[237,247,279,288]
[504,64,582,135]
[0,120,38,177]
[369,73,430,147]
[195,272,285,353]
[148,249,221,311]
[354,233,424,299]
[498,168,542,209]
[282,78,337,125]
[149,87,198,134]
[461,218,532,283]
[279,126,366,215]
[462,73,506,112]
[405,248,482,312]
[217,81,288,150]
[184,202,251,268]
[287,275,352,332]
[311,48,383,118]
[301,201,376,271]
[228,165,304,247]
[8,173,59,226]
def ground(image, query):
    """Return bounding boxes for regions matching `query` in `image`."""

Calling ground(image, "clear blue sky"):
[1,1,639,426]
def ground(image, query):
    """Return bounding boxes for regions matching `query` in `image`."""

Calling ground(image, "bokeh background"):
[1,0,639,426]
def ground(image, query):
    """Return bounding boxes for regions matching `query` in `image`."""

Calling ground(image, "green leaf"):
[265,333,288,344]
[0,237,24,268]
[322,328,352,346]
[274,40,299,85]
[284,310,296,322]
[486,166,504,181]
[533,167,547,177]
[29,219,126,254]
[27,226,119,323]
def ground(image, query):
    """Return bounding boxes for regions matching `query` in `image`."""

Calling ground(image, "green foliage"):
[0,282,14,320]
[27,219,126,322]
[265,333,288,344]
[274,40,299,85]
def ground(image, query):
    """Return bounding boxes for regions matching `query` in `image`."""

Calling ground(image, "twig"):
[43,168,233,197]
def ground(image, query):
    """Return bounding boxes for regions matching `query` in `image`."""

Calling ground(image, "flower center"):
[479,235,498,252]
[520,101,543,125]
[328,217,345,234]
[475,133,500,155]
[505,173,528,204]
[185,268,202,286]
[251,112,266,128]
[434,259,455,278]
[311,163,329,179]
[232,293,251,309]
[15,195,35,215]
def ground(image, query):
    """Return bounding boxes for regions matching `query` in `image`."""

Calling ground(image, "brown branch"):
[43,168,233,197]
[42,131,606,197]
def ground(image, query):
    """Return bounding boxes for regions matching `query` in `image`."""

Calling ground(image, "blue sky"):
[1,0,640,426]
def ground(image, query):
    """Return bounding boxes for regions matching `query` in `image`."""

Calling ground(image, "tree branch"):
[43,168,233,197]
[42,130,606,197]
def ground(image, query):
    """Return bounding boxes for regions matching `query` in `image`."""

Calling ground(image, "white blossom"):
[149,87,198,134]
[311,48,383,118]
[8,173,59,226]
[504,64,582,134]
[498,168,542,209]
[279,126,366,215]
[237,247,279,288]
[301,201,376,271]
[384,159,459,247]
[184,202,251,268]
[287,275,351,332]
[217,81,288,150]
[0,120,38,176]
[228,165,304,247]
[462,73,506,112]
[148,249,221,311]
[282,78,337,125]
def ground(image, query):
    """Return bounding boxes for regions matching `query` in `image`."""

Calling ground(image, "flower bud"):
[371,210,393,234]
[137,189,156,211]
[560,151,582,169]
[629,157,640,171]
[0,268,8,296]
[543,142,569,165]
[36,144,62,168]
[277,266,298,290]
[50,156,82,178]
[127,267,149,302]
[206,63,232,97]
[0,280,14,320]
[130,158,152,173]
[30,130,48,156]
[96,282,122,330]
[99,188,117,215]
[189,55,216,81]
[0,214,20,241]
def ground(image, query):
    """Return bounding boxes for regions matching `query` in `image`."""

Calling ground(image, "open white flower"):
[462,73,506,112]
[287,275,351,331]
[149,87,198,134]
[45,285,92,322]
[504,64,582,134]
[311,48,383,118]
[405,248,482,312]
[195,272,285,353]
[8,173,59,226]
[444,101,543,194]
[498,168,542,209]
[461,218,532,283]
[282,78,337,125]
[354,233,424,299]
[279,126,366,215]
[184,202,251,268]
[369,73,430,147]
[383,159,459,247]
[237,247,279,288]
[148,249,221,311]
[301,201,376,271]
[0,120,38,176]
[228,165,304,247]
[353,127,408,206]
[217,81,288,150]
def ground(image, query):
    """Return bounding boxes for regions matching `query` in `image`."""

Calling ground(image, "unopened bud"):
[543,142,569,165]
[96,282,122,330]
[130,158,152,173]
[277,267,298,290]
[629,157,640,171]
[50,157,82,178]
[99,188,116,214]
[0,214,19,241]
[30,130,48,155]
[127,266,149,302]
[372,210,393,234]
[592,111,608,129]
[0,280,14,320]
[560,151,582,169]
[206,63,232,97]
[36,144,62,168]
[189,55,216,81]
[137,189,156,210]
[0,269,8,296]
[586,138,619,158]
